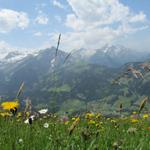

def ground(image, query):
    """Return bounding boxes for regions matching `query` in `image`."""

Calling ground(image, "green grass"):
[0,114,150,150]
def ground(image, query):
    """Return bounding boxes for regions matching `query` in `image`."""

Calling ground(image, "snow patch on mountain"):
[72,44,132,59]
[0,49,40,64]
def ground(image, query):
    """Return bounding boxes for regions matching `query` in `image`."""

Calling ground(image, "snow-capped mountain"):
[0,47,68,97]
[0,47,69,75]
[101,44,131,56]
[0,44,149,70]
[72,44,150,67]
[1,51,28,63]
[72,48,97,59]
[0,49,40,64]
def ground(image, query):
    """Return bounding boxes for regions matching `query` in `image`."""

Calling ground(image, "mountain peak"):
[101,44,130,55]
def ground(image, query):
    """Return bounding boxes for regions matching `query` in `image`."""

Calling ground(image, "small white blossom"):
[18,138,23,143]
[24,115,35,124]
[24,119,29,124]
[30,115,35,120]
[43,123,49,128]
[38,109,48,114]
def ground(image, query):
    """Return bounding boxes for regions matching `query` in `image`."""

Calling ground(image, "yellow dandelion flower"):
[131,119,139,123]
[64,121,69,125]
[95,122,103,127]
[88,120,96,125]
[1,101,19,110]
[100,121,103,125]
[96,113,101,119]
[72,117,76,121]
[111,119,116,123]
[85,112,95,119]
[72,117,80,121]
[75,117,80,122]
[143,114,149,119]
[132,111,137,115]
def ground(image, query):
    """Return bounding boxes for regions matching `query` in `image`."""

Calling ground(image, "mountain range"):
[0,45,150,114]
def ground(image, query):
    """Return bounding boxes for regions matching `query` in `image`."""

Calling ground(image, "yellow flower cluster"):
[95,113,101,119]
[0,112,12,117]
[1,101,19,110]
[85,112,103,127]
[85,112,95,119]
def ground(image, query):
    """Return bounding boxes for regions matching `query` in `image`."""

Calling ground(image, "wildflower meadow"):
[1,97,150,150]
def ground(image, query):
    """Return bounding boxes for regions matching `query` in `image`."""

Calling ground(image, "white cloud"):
[35,15,49,25]
[34,32,43,37]
[0,9,29,33]
[49,28,120,51]
[129,11,146,23]
[0,40,40,58]
[66,0,148,29]
[0,40,20,58]
[0,40,11,52]
[55,0,149,51]
[65,14,84,31]
[0,40,27,54]
[52,0,65,9]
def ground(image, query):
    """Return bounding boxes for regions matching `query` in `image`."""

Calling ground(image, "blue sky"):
[0,0,150,52]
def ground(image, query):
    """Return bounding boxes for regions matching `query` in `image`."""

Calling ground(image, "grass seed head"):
[139,97,148,114]
[68,117,80,135]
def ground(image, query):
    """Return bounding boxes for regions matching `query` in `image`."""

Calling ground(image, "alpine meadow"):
[0,0,150,150]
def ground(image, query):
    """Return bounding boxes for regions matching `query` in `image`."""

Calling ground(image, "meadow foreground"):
[0,111,150,150]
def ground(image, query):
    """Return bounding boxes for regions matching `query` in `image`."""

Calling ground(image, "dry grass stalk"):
[55,33,61,58]
[23,98,32,119]
[68,118,80,135]
[139,97,148,114]
[16,82,24,98]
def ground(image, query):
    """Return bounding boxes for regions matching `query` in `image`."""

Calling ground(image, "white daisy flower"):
[18,138,23,143]
[43,123,49,128]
